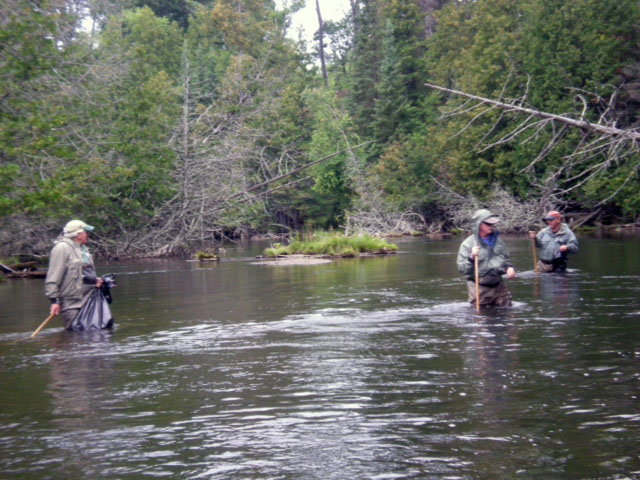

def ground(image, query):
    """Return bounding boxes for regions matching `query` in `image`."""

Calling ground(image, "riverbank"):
[1,220,637,264]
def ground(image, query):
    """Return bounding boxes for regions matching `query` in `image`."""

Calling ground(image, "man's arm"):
[566,229,579,254]
[456,240,474,276]
[45,244,67,315]
[44,245,66,301]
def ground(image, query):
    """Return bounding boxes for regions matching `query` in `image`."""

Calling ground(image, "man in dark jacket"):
[528,210,579,273]
[457,209,516,307]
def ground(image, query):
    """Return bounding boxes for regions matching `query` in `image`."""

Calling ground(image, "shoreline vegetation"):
[4,2,640,264]
[260,232,398,259]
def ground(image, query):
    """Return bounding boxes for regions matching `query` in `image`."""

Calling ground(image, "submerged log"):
[1,260,47,278]
[5,270,47,279]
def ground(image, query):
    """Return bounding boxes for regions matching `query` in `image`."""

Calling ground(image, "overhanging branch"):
[424,82,640,141]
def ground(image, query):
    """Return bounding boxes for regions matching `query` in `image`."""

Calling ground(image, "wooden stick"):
[30,312,56,338]
[474,254,480,312]
[531,236,538,273]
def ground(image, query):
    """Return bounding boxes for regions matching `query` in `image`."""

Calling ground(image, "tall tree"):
[314,0,328,87]
[372,1,428,143]
[128,0,212,29]
[346,0,382,140]
[86,7,182,243]
[0,0,60,220]
[135,1,314,251]
[424,0,640,214]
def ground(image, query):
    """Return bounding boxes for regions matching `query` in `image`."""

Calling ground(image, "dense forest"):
[2,0,639,257]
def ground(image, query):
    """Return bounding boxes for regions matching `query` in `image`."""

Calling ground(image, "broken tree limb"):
[424,82,640,141]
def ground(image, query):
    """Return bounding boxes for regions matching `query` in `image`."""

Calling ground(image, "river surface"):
[1,234,639,479]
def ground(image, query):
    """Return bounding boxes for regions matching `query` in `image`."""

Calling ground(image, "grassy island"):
[263,232,398,258]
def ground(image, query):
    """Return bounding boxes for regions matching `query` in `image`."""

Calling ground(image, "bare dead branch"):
[424,82,640,141]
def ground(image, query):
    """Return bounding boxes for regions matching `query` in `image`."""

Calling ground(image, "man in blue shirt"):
[457,209,516,307]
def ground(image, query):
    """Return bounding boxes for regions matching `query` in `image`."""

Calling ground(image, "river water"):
[1,234,639,479]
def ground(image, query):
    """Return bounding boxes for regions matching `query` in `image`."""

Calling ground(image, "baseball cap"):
[63,219,95,238]
[542,210,562,222]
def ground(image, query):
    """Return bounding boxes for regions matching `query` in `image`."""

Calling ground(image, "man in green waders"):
[456,209,516,307]
[45,220,103,330]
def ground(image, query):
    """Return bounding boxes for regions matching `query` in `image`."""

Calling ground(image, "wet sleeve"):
[566,230,579,254]
[495,241,512,272]
[456,241,474,276]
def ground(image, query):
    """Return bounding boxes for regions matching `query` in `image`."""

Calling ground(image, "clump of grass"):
[263,243,290,258]
[339,246,357,257]
[194,251,219,260]
[263,232,397,257]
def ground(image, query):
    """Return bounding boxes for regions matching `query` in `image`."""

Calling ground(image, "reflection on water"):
[45,331,116,478]
[0,235,639,478]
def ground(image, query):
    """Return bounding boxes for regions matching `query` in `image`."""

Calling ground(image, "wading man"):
[529,210,579,273]
[45,220,103,330]
[457,209,516,307]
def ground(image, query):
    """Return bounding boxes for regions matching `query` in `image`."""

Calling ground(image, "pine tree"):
[346,0,382,140]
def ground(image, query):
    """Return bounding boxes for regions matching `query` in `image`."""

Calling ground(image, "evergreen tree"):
[0,0,60,217]
[423,0,639,207]
[128,0,212,30]
[346,0,382,140]
[86,7,182,236]
[372,19,410,144]
[372,1,428,144]
[295,87,362,229]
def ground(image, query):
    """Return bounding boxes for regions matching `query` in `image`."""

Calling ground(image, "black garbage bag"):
[101,273,116,304]
[70,274,116,331]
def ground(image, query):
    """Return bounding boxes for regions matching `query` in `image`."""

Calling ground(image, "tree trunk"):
[315,0,328,87]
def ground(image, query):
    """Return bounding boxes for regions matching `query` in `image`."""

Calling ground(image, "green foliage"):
[103,7,183,79]
[422,0,640,205]
[346,0,382,140]
[263,231,398,257]
[0,1,57,85]
[0,1,61,218]
[372,133,437,210]
[294,88,362,229]
[519,0,637,112]
[372,2,429,143]
[128,0,208,30]
[194,250,219,260]
[2,0,640,257]
[580,159,640,218]
[263,244,290,257]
